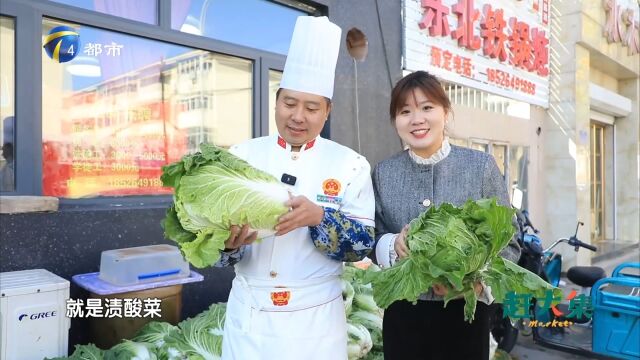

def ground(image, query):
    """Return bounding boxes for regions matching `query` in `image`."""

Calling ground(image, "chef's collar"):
[276,135,317,152]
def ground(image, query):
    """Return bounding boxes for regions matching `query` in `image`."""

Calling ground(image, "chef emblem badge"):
[270,290,291,306]
[317,178,343,205]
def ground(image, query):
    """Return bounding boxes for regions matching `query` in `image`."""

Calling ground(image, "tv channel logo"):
[43,26,80,63]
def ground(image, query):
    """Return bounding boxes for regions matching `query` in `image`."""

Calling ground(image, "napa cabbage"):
[46,344,104,360]
[364,198,562,322]
[103,340,157,360]
[161,144,289,268]
[161,303,226,360]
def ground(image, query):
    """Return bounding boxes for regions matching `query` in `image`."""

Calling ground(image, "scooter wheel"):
[518,319,533,336]
[494,317,519,353]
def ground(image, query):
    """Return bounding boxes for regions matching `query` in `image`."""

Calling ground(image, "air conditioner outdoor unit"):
[0,269,70,360]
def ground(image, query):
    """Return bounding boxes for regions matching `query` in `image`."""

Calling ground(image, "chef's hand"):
[432,281,484,297]
[394,224,411,259]
[224,224,258,251]
[275,195,324,236]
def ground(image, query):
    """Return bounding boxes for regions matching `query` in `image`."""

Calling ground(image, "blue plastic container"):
[592,265,640,360]
[72,270,204,349]
[73,270,203,295]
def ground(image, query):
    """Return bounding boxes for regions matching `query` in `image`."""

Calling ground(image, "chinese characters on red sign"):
[419,0,550,86]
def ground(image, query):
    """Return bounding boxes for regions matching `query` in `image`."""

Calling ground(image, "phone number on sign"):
[486,69,536,95]
[109,178,163,188]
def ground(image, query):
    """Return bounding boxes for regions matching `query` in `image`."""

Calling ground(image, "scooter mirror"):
[512,188,523,209]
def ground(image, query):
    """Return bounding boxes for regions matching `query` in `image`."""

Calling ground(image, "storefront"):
[0,0,637,351]
[401,0,639,267]
[541,0,639,266]
[0,0,407,349]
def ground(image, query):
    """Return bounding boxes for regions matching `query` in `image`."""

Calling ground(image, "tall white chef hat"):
[279,16,342,100]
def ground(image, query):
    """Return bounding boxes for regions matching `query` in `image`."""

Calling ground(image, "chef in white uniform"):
[215,16,376,360]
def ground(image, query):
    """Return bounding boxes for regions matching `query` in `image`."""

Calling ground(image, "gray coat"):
[372,145,521,301]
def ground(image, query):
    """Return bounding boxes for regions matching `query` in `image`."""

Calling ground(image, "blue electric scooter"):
[517,210,640,359]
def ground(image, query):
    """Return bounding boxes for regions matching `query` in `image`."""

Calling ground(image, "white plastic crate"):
[0,269,70,360]
[99,244,189,286]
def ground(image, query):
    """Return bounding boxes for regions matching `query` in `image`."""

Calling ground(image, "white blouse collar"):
[408,138,451,165]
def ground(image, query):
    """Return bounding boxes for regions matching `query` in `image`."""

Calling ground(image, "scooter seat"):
[567,266,606,288]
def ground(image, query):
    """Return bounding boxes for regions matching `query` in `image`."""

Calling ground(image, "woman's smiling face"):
[393,87,447,158]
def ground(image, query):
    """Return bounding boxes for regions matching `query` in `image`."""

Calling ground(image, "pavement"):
[506,244,639,360]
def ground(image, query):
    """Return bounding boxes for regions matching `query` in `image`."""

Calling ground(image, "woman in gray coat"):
[372,71,520,360]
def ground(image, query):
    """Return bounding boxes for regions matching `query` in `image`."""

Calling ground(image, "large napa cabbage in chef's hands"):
[364,198,562,322]
[161,143,290,268]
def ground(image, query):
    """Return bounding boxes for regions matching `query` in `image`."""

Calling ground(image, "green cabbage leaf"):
[46,344,104,360]
[161,144,289,268]
[364,198,561,322]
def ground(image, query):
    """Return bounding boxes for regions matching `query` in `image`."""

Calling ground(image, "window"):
[492,143,508,176]
[470,140,488,153]
[268,69,282,135]
[0,16,15,192]
[171,0,308,54]
[42,19,252,198]
[591,122,605,241]
[455,137,530,208]
[49,0,157,24]
[448,137,468,147]
[509,146,529,210]
[444,83,530,119]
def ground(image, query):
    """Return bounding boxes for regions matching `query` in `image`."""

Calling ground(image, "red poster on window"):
[42,100,187,198]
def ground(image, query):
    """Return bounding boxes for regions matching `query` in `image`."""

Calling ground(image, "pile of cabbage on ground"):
[48,303,227,360]
[343,263,384,360]
[48,264,384,360]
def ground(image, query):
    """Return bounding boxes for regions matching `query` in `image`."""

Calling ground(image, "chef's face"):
[275,88,331,149]
[393,88,447,159]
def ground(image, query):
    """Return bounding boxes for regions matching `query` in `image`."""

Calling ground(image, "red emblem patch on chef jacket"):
[270,290,291,306]
[322,179,341,196]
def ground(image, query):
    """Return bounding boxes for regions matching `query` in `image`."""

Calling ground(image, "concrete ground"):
[507,245,639,360]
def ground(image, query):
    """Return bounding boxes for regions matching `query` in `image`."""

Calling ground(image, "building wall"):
[617,77,640,243]
[318,0,406,166]
[543,0,639,266]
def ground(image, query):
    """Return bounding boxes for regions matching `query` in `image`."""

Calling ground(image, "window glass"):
[49,0,157,24]
[268,69,282,135]
[172,0,307,54]
[448,137,467,148]
[590,123,605,241]
[445,82,530,119]
[0,16,15,192]
[509,146,529,210]
[492,143,507,176]
[470,141,488,153]
[42,19,252,198]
